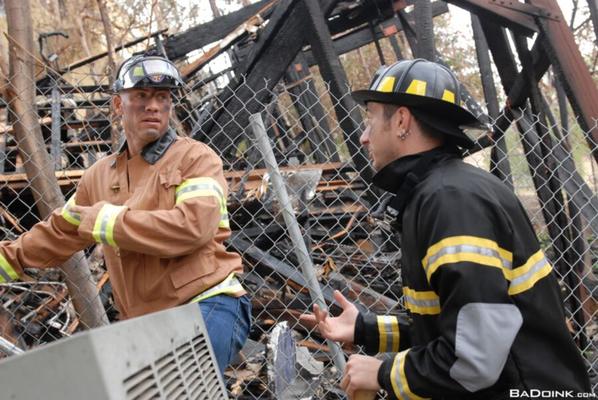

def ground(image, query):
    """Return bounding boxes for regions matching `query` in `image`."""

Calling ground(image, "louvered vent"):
[123,332,226,400]
[0,303,224,400]
[123,365,160,400]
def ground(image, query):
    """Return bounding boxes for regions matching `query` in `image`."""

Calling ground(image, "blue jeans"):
[198,294,251,375]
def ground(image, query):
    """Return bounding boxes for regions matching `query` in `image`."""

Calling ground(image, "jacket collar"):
[372,146,461,193]
[117,128,177,165]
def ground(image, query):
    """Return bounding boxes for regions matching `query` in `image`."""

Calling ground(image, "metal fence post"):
[50,83,61,170]
[249,112,347,375]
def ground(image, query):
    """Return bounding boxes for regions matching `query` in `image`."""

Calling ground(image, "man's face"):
[359,102,401,171]
[114,87,172,147]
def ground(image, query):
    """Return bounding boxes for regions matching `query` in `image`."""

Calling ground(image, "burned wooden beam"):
[300,0,371,184]
[303,2,448,66]
[471,15,513,189]
[515,34,587,349]
[200,0,348,166]
[479,20,598,237]
[284,54,339,163]
[164,0,275,60]
[528,0,598,163]
[414,0,435,60]
[445,0,538,36]
[54,29,167,76]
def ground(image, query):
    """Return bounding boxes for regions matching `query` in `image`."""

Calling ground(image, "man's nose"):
[144,95,160,111]
[359,125,370,146]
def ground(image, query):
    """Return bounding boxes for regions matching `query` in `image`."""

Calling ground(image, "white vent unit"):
[0,303,227,400]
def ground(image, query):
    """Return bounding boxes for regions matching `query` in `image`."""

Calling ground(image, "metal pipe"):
[249,112,346,373]
[0,336,23,356]
[51,84,61,170]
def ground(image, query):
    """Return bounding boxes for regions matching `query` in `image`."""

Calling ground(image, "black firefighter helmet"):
[351,59,484,149]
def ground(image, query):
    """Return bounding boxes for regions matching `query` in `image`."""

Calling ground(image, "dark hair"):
[381,104,444,142]
[382,104,399,120]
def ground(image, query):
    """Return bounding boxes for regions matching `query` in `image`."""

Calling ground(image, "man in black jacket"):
[302,59,591,399]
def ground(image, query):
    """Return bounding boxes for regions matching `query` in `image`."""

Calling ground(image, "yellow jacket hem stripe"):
[189,273,244,303]
[0,252,18,282]
[391,350,429,400]
[92,204,127,247]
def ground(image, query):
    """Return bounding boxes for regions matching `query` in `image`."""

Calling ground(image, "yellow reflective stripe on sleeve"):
[508,250,553,296]
[377,76,396,93]
[403,287,441,315]
[377,315,400,353]
[188,273,245,303]
[390,350,429,400]
[61,195,81,226]
[176,177,230,229]
[422,236,513,282]
[0,252,18,283]
[405,79,427,96]
[422,236,553,296]
[92,204,126,247]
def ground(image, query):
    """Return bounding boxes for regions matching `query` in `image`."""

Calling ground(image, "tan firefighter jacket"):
[0,130,244,318]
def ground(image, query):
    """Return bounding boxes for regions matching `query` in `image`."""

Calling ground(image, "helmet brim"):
[352,89,479,125]
[351,89,484,149]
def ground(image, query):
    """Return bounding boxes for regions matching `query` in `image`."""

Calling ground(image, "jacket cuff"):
[0,248,20,283]
[354,312,381,354]
[378,355,399,400]
[78,203,127,247]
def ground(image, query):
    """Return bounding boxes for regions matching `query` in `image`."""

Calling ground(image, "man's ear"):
[395,106,413,132]
[112,94,123,116]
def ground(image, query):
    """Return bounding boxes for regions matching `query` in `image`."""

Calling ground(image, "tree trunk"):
[5,0,108,330]
[209,0,222,18]
[95,0,120,152]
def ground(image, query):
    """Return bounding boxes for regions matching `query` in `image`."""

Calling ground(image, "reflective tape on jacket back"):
[175,177,230,229]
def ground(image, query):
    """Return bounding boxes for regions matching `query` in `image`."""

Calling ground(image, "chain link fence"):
[0,59,597,399]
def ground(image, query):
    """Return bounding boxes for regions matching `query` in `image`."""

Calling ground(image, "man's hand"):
[340,355,382,399]
[70,201,107,223]
[299,290,359,344]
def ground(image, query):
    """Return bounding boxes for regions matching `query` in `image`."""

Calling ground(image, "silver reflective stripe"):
[0,266,11,282]
[382,317,394,352]
[449,303,522,392]
[403,295,440,309]
[426,244,512,271]
[510,257,549,288]
[97,211,112,244]
[177,182,224,198]
[377,315,398,352]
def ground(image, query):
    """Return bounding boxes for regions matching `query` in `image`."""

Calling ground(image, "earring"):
[399,129,410,140]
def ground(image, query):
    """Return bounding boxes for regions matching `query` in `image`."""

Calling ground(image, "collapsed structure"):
[0,0,597,397]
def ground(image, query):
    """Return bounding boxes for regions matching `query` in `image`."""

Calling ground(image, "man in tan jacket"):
[0,51,251,374]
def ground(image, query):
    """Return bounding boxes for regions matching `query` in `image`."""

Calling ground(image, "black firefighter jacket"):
[354,146,591,400]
